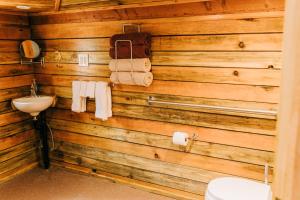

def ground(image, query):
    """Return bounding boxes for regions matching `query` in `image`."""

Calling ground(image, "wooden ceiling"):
[0,0,212,13]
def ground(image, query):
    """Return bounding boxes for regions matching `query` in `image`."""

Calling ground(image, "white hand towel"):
[80,81,88,112]
[106,86,112,118]
[95,82,112,121]
[86,81,96,98]
[71,81,81,113]
[80,81,87,97]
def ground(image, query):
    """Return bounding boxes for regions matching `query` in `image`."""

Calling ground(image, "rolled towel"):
[109,58,151,72]
[109,45,151,59]
[110,72,153,87]
[110,32,152,46]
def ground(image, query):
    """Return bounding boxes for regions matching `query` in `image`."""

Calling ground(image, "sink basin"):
[12,96,54,117]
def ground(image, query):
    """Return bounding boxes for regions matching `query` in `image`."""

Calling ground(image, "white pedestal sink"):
[12,96,55,119]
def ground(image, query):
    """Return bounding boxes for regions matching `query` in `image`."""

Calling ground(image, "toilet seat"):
[205,177,272,200]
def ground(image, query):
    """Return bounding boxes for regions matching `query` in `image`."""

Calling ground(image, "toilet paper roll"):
[172,132,189,146]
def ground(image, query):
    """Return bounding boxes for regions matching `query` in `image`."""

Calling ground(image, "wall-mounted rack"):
[21,57,45,66]
[147,96,277,116]
[122,24,141,33]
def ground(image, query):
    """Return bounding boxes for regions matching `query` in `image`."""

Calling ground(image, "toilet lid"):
[207,177,271,200]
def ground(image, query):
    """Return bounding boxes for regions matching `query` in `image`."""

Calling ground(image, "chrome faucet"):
[31,79,38,97]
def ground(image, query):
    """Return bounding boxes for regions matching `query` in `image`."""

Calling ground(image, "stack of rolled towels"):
[109,32,153,87]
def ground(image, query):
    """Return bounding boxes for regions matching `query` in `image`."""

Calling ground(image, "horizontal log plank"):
[37,33,283,52]
[0,129,35,151]
[0,74,34,90]
[0,13,28,25]
[0,26,30,40]
[31,17,283,39]
[51,98,276,134]
[0,41,19,52]
[0,162,38,184]
[52,151,206,194]
[0,53,21,64]
[0,120,33,139]
[40,86,277,119]
[54,141,226,183]
[113,104,276,134]
[0,86,30,102]
[42,86,277,111]
[0,111,31,127]
[0,65,33,77]
[36,74,279,103]
[53,161,201,200]
[0,140,37,163]
[35,63,280,86]
[47,108,276,151]
[0,150,37,175]
[53,130,270,180]
[41,51,282,69]
[0,101,11,114]
[30,0,284,23]
[50,119,274,165]
[153,66,280,86]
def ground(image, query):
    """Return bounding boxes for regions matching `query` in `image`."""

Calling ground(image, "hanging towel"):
[109,45,151,59]
[79,81,87,97]
[79,81,87,112]
[95,82,112,121]
[109,58,151,72]
[86,81,96,98]
[110,32,152,46]
[110,72,153,87]
[71,81,82,113]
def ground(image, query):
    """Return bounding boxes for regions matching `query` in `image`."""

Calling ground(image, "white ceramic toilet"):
[205,177,272,200]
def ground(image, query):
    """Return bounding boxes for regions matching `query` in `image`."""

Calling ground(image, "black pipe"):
[33,111,50,169]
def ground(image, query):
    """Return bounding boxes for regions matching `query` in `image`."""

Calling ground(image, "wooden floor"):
[0,167,174,200]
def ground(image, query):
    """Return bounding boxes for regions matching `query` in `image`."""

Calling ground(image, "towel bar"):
[147,96,277,116]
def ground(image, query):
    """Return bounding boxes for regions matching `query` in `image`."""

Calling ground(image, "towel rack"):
[114,39,136,85]
[147,96,277,116]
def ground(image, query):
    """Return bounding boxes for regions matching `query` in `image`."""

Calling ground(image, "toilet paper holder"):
[173,132,199,152]
[185,133,199,152]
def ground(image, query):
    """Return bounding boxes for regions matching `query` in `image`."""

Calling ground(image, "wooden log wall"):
[30,1,284,199]
[0,12,38,183]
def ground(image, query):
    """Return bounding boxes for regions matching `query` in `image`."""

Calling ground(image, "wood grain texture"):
[0,0,54,12]
[41,86,277,119]
[35,74,279,103]
[49,119,274,166]
[30,0,284,20]
[50,97,276,135]
[31,17,283,39]
[0,26,30,39]
[35,63,280,86]
[47,108,276,151]
[52,151,206,194]
[53,161,201,200]
[30,5,283,198]
[36,33,282,51]
[39,51,282,69]
[0,13,28,25]
[53,130,271,181]
[0,14,38,184]
[53,140,227,183]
